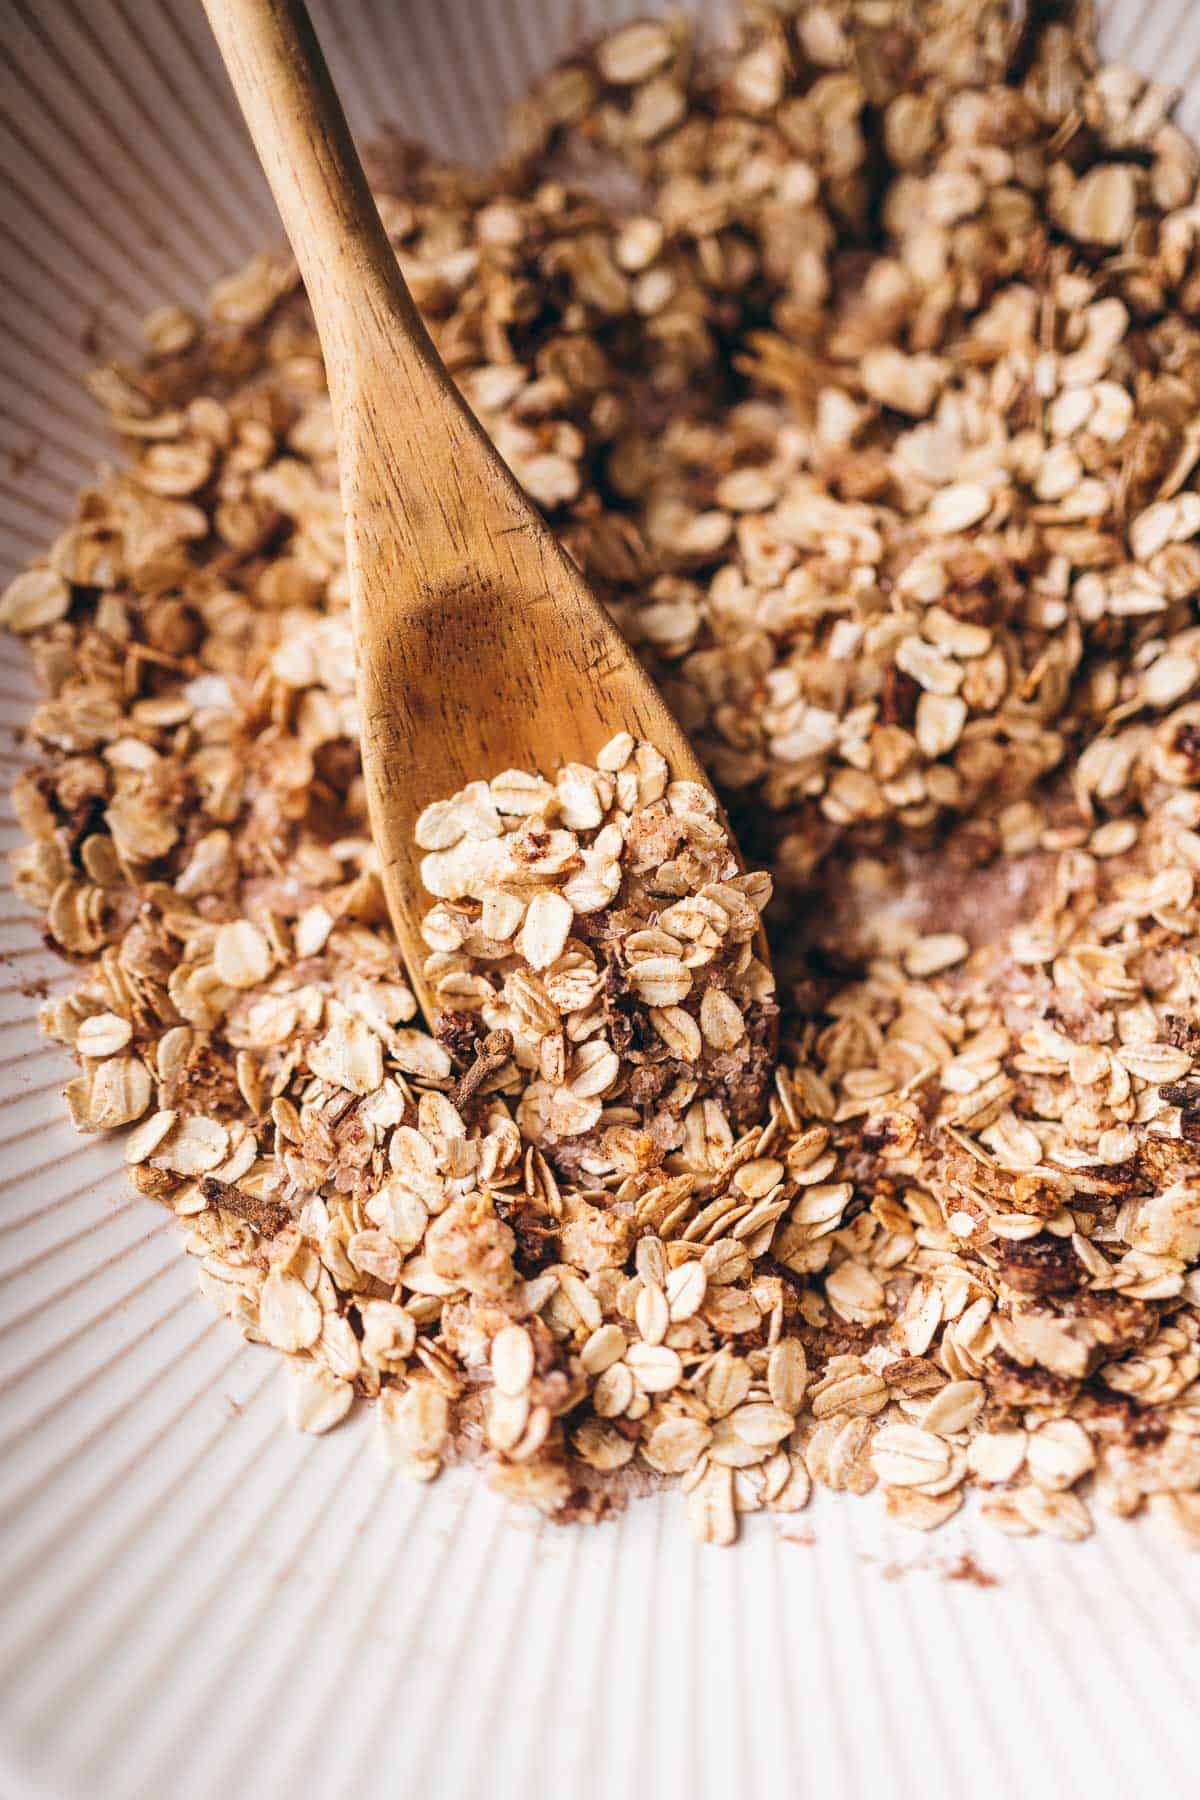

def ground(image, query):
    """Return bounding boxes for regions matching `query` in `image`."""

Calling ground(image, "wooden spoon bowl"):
[203,0,767,1021]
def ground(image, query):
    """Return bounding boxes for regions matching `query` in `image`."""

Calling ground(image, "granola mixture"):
[6,0,1200,1547]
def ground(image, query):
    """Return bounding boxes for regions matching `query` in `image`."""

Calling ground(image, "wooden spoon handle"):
[204,0,543,604]
[201,0,443,410]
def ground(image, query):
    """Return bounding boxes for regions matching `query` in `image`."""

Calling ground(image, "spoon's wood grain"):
[202,0,763,1020]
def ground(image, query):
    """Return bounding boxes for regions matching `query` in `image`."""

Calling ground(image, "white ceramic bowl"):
[3,5,1200,1798]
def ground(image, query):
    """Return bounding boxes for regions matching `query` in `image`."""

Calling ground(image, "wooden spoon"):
[203,0,766,1019]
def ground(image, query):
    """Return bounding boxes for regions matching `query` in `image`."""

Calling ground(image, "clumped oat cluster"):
[416,737,776,1171]
[6,0,1200,1546]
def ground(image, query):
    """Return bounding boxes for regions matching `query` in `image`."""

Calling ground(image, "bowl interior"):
[3,6,1200,1800]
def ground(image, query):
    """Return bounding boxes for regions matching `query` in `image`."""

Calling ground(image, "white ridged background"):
[2,4,1199,1798]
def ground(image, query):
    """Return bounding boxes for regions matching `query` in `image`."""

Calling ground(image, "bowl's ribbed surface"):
[2,5,1199,1798]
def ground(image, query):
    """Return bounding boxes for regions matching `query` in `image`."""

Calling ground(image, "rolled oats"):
[8,0,1200,1551]
[287,1360,355,1435]
[75,1013,134,1059]
[259,1271,322,1355]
